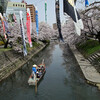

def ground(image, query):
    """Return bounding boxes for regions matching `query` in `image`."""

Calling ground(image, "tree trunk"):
[4,39,9,48]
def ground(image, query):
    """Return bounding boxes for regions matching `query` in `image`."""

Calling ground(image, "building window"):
[21,5,22,7]
[13,4,15,6]
[23,5,24,7]
[16,4,17,6]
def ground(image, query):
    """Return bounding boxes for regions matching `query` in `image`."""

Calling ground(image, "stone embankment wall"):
[0,42,47,82]
[70,45,100,90]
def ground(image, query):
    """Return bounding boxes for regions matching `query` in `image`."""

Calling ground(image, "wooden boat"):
[28,60,46,86]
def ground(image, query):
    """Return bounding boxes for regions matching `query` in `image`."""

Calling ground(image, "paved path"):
[0,45,4,48]
[70,45,100,85]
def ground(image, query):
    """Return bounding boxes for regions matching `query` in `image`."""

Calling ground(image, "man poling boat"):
[28,60,46,86]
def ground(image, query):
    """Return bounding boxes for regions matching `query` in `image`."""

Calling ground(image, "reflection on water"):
[0,43,100,100]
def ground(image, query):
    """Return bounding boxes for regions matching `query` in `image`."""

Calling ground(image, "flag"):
[55,0,64,42]
[26,8,32,47]
[0,13,7,39]
[0,13,3,21]
[85,0,89,7]
[63,0,84,35]
[45,0,47,23]
[35,7,39,37]
[13,13,17,23]
[3,19,10,34]
[4,20,8,30]
[73,5,84,35]
[2,21,7,39]
[19,11,27,56]
[3,16,9,30]
[8,14,12,23]
[0,13,5,32]
[63,0,80,23]
[3,16,10,34]
[30,11,32,38]
[74,22,81,35]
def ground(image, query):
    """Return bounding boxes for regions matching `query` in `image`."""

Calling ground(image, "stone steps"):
[70,45,100,85]
[87,53,100,64]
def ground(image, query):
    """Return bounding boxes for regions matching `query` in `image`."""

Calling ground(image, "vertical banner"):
[29,9,32,38]
[74,5,81,35]
[35,7,39,37]
[3,17,10,34]
[74,2,84,35]
[19,11,27,56]
[0,13,7,39]
[3,13,9,30]
[3,17,8,31]
[63,0,80,23]
[55,0,64,42]
[85,0,89,7]
[3,14,9,32]
[13,13,17,23]
[3,14,11,34]
[63,0,84,36]
[2,21,5,36]
[45,0,47,23]
[26,8,32,47]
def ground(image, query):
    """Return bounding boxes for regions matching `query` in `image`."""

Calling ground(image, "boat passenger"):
[41,66,45,72]
[38,65,40,68]
[36,69,39,78]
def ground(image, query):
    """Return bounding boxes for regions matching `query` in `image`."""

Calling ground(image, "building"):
[0,0,10,13]
[53,23,57,30]
[6,1,26,23]
[26,4,35,22]
[21,0,27,4]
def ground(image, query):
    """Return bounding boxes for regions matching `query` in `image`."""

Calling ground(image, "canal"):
[0,43,100,100]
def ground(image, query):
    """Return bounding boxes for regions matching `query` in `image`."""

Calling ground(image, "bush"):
[0,41,4,45]
[16,37,22,44]
[32,42,40,47]
[41,40,50,44]
[76,39,100,58]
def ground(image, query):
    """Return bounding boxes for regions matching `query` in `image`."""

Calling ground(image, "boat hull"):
[28,65,46,86]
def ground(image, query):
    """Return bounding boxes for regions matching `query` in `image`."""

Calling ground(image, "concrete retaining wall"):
[0,42,47,82]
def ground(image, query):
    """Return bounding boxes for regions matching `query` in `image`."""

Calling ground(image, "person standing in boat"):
[32,64,37,80]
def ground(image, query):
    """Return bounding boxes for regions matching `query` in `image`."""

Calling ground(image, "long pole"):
[45,0,47,23]
[35,81,37,94]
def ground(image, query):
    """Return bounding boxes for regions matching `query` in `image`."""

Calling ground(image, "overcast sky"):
[11,0,99,26]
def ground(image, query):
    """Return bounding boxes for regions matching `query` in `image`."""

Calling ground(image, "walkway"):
[70,45,100,88]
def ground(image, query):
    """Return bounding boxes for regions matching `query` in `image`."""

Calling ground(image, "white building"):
[6,1,26,23]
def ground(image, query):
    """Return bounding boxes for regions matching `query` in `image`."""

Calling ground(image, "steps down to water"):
[87,53,100,64]
[70,45,100,85]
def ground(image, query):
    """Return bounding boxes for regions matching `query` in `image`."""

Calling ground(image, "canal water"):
[0,43,100,100]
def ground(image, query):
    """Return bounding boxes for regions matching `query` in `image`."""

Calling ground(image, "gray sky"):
[11,0,99,26]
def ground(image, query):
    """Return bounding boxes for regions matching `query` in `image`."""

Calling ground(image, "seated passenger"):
[36,70,39,78]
